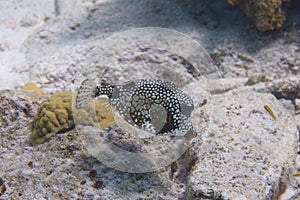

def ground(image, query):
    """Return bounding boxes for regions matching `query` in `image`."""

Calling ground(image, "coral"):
[20,82,44,94]
[30,92,115,145]
[228,0,289,31]
[30,92,74,145]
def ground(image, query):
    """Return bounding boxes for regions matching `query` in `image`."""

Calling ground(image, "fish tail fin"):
[75,79,96,109]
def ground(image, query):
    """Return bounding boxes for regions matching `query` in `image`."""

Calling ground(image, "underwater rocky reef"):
[0,0,300,199]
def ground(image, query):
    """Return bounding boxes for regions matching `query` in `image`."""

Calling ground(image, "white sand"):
[0,0,56,89]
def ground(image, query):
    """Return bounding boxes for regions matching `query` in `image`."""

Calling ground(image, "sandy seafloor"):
[0,0,300,199]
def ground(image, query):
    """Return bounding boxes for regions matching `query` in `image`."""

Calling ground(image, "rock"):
[294,99,300,114]
[55,0,77,15]
[0,89,46,128]
[279,176,300,200]
[205,77,247,94]
[251,77,300,102]
[20,15,38,27]
[267,77,300,100]
[245,73,267,86]
[185,88,298,199]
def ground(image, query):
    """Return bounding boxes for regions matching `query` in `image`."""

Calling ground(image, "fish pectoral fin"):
[75,78,96,109]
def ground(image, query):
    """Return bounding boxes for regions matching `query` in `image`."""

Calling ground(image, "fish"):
[293,171,300,177]
[75,79,195,137]
[75,79,98,109]
[264,104,276,121]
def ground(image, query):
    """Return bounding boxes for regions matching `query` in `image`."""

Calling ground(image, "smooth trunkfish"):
[75,79,195,137]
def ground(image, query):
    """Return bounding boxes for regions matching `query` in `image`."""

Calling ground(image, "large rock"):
[185,88,298,199]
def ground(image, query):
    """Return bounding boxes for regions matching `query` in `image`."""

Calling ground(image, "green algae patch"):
[30,92,115,145]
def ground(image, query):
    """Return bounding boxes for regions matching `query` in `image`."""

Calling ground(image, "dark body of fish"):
[76,79,195,137]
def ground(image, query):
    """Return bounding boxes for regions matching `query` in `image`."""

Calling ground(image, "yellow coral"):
[30,92,115,145]
[229,0,287,31]
[251,0,285,31]
[30,92,73,145]
[21,82,44,94]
